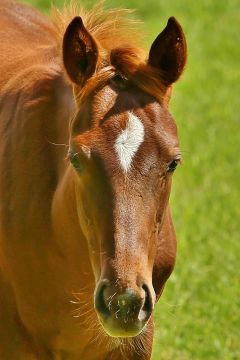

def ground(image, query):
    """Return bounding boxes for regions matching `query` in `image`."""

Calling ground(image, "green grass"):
[22,0,240,359]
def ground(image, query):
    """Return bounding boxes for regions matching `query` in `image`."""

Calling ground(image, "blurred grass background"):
[23,0,240,359]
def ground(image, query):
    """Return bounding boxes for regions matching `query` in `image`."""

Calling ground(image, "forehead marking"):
[114,112,145,172]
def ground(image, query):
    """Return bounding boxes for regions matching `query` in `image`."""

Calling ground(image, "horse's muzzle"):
[94,279,154,337]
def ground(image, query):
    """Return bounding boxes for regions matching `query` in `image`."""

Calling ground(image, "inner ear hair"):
[62,16,98,86]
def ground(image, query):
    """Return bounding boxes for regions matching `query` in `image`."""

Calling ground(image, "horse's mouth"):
[94,279,154,338]
[98,314,150,338]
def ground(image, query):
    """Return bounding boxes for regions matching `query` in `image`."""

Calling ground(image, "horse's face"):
[63,16,186,337]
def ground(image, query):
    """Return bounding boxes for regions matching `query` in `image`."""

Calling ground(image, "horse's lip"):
[98,316,148,338]
[97,308,152,338]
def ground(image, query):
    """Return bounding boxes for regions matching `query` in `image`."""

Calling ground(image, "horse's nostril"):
[138,284,153,322]
[94,279,110,318]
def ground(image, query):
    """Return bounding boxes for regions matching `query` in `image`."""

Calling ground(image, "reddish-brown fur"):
[0,1,187,359]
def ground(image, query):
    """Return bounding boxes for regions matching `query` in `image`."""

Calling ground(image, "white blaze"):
[114,113,145,172]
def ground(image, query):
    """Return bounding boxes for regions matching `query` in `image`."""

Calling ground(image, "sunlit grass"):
[22,0,240,358]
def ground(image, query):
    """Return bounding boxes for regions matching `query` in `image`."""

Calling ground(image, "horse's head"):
[62,15,186,337]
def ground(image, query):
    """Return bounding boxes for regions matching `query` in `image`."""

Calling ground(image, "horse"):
[0,0,187,358]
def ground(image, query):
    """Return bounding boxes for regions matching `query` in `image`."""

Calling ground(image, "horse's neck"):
[0,73,95,353]
[0,132,96,356]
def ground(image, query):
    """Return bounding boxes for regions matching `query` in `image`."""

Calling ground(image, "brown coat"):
[0,1,186,358]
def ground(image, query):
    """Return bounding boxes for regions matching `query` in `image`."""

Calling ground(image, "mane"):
[52,1,166,103]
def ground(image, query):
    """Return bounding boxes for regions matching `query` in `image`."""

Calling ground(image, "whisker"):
[46,138,69,147]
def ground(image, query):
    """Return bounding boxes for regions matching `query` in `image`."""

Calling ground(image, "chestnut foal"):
[0,1,186,359]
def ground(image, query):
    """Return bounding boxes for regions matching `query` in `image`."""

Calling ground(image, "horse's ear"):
[148,17,187,86]
[63,17,98,85]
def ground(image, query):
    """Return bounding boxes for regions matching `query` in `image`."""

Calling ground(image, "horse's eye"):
[69,153,82,172]
[167,159,179,173]
[110,74,127,88]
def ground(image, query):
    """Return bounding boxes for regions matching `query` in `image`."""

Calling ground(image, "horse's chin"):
[98,317,148,338]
